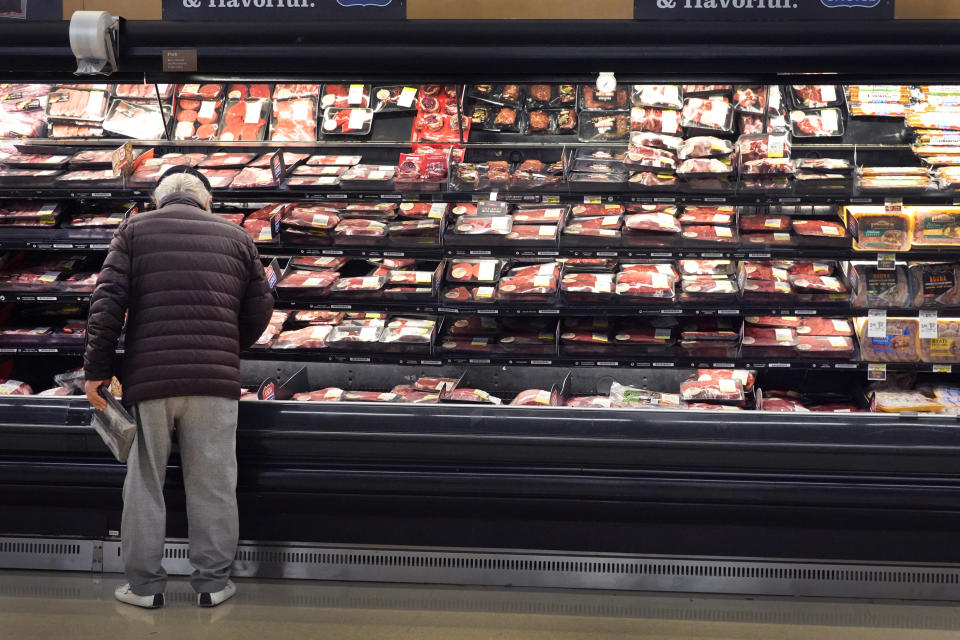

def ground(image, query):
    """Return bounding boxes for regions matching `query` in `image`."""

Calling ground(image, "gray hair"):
[153,172,211,208]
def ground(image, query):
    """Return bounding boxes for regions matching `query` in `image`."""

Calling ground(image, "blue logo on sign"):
[821,0,882,7]
[337,0,393,6]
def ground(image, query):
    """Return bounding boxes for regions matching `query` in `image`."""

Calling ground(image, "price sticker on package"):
[867,363,887,382]
[919,310,939,339]
[398,87,418,109]
[348,84,365,106]
[867,309,887,338]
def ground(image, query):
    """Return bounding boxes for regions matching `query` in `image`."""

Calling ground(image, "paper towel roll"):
[69,11,112,62]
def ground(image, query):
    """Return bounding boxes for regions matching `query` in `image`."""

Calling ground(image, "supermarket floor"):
[1,570,960,640]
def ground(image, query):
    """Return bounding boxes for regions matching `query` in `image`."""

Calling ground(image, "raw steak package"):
[680,373,745,404]
[680,260,735,276]
[678,206,733,225]
[791,85,843,109]
[273,325,333,350]
[762,397,810,412]
[790,108,844,137]
[623,212,681,234]
[632,84,683,110]
[796,318,854,336]
[789,274,848,294]
[909,263,960,307]
[795,335,856,357]
[680,225,737,243]
[740,215,790,232]
[851,264,911,308]
[562,272,615,297]
[855,317,921,363]
[46,88,108,122]
[441,285,497,304]
[510,389,556,407]
[741,326,798,350]
[612,319,676,347]
[791,219,847,239]
[275,270,339,296]
[615,270,676,299]
[681,97,734,133]
[680,318,741,342]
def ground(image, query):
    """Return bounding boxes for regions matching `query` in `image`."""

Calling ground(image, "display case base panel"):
[2,535,960,601]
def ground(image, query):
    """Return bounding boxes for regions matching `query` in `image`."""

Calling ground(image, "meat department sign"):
[635,0,894,20]
[164,0,404,21]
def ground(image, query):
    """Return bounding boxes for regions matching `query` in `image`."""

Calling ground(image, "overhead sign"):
[163,0,404,21]
[0,0,62,20]
[635,0,894,20]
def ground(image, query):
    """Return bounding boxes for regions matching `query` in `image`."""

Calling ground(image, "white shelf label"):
[867,309,887,338]
[867,363,887,381]
[919,310,939,339]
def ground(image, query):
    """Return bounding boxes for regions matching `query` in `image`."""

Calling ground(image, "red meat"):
[796,335,855,355]
[796,318,853,336]
[510,389,555,407]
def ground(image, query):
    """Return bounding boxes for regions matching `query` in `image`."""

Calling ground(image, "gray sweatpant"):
[122,396,239,596]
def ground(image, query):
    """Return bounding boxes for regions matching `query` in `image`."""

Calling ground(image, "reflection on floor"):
[1,570,959,640]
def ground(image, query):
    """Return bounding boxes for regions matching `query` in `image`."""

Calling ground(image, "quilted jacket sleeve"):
[238,235,274,349]
[83,222,132,381]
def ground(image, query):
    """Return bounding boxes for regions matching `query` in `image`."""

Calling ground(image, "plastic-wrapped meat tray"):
[2,153,71,169]
[46,89,108,122]
[198,169,240,189]
[231,167,277,189]
[103,100,169,139]
[218,99,270,141]
[0,169,61,186]
[276,270,339,297]
[174,96,224,140]
[55,169,121,186]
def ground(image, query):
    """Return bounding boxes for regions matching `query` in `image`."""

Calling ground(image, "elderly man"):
[84,168,274,609]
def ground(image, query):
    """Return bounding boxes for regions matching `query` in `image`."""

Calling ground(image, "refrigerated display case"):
[2,19,960,598]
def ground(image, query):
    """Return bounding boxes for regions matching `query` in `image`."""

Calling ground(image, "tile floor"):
[1,570,959,639]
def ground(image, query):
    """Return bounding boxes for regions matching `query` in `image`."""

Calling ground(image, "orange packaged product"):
[909,206,960,247]
[843,206,912,252]
[919,318,960,363]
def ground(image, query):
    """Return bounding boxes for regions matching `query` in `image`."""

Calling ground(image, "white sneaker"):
[114,583,164,609]
[197,580,236,608]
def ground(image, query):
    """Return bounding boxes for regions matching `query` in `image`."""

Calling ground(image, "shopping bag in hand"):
[90,387,136,463]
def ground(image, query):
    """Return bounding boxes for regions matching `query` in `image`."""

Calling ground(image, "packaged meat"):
[852,264,911,308]
[447,259,503,284]
[678,340,739,358]
[507,224,559,241]
[624,145,677,171]
[738,134,791,163]
[630,107,681,135]
[856,317,921,362]
[609,382,681,408]
[615,270,676,298]
[908,207,960,247]
[679,136,734,160]
[512,208,566,224]
[612,319,675,345]
[697,369,755,392]
[796,318,853,336]
[791,219,847,238]
[373,85,419,112]
[745,316,801,327]
[307,155,362,167]
[680,374,744,403]
[272,84,320,101]
[562,273,615,296]
[871,391,943,414]
[244,219,275,243]
[578,111,630,142]
[680,260,734,275]
[321,84,371,109]
[269,98,317,142]
[55,169,121,185]
[681,97,734,132]
[442,285,497,304]
[791,85,842,109]
[322,107,374,135]
[620,263,679,278]
[784,260,835,276]
[388,220,440,237]
[809,404,861,413]
[762,397,810,412]
[678,208,733,225]
[687,403,743,411]
[683,85,733,96]
[198,169,239,189]
[397,202,449,221]
[796,335,856,356]
[412,377,459,393]
[681,276,738,296]
[740,215,790,232]
[741,326,798,348]
[741,280,793,298]
[276,270,338,295]
[45,89,108,122]
[527,84,577,108]
[676,157,733,176]
[630,131,683,152]
[283,206,341,232]
[231,167,277,189]
[333,219,387,239]
[444,388,502,405]
[102,100,169,139]
[454,216,513,236]
[733,86,767,114]
[843,207,911,251]
[680,225,736,243]
[510,389,556,407]
[498,273,558,298]
[742,158,796,175]
[273,325,333,350]
[789,274,847,294]
[680,318,740,342]
[446,316,499,336]
[920,319,960,363]
[179,83,223,100]
[2,153,70,168]
[790,108,844,137]
[582,86,629,110]
[797,158,852,172]
[909,263,960,307]
[293,388,344,402]
[623,212,681,234]
[291,310,343,324]
[326,325,384,346]
[859,174,934,192]
[632,85,683,110]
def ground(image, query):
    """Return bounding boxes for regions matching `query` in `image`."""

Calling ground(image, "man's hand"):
[85,380,109,412]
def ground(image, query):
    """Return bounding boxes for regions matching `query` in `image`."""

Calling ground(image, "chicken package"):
[851,264,911,308]
[678,136,734,160]
[910,207,960,247]
[678,207,733,225]
[791,219,847,238]
[920,319,960,363]
[623,212,681,233]
[510,389,557,407]
[679,318,741,342]
[796,318,854,336]
[796,335,856,357]
[680,373,745,404]
[910,263,960,307]
[856,317,921,363]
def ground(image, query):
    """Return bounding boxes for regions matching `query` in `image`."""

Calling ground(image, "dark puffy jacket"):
[83,194,274,405]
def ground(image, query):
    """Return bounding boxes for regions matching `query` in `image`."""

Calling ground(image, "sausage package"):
[910,263,960,307]
[855,317,921,363]
[851,264,911,308]
[920,319,960,363]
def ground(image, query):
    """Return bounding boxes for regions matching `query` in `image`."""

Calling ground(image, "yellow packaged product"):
[919,318,960,363]
[909,206,960,247]
[843,206,912,252]
[871,391,944,414]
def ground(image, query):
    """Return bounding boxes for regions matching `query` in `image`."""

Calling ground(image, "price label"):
[198,101,216,121]
[920,309,939,339]
[877,253,896,271]
[245,100,263,124]
[348,84,365,106]
[933,365,953,374]
[822,108,839,132]
[884,198,903,214]
[867,363,887,381]
[867,309,887,338]
[489,191,498,202]
[348,109,367,131]
[398,86,417,108]
[584,196,602,205]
